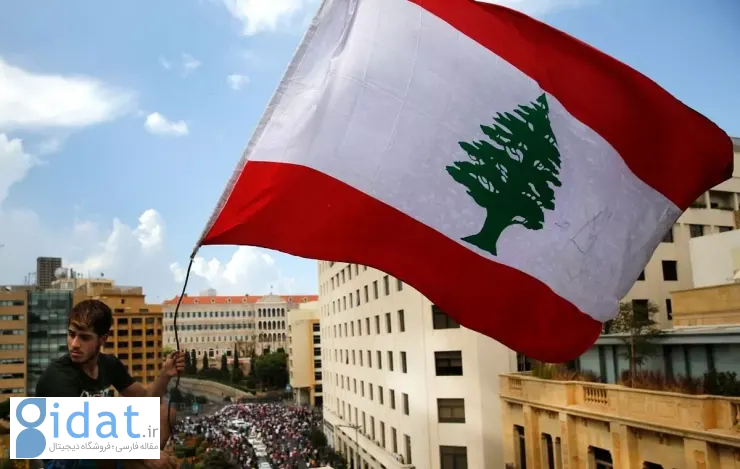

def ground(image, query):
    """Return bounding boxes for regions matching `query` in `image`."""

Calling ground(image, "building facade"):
[319,261,518,469]
[35,257,61,290]
[78,279,164,386]
[623,138,740,327]
[162,294,318,367]
[0,290,29,401]
[499,373,740,469]
[288,303,322,407]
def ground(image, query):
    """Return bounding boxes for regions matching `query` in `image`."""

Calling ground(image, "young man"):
[35,299,185,469]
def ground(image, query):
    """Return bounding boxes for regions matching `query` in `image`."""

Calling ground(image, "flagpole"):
[166,248,198,448]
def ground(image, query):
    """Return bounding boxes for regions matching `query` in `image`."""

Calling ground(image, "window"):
[390,389,396,409]
[637,270,645,281]
[662,260,678,281]
[543,434,555,469]
[396,278,403,291]
[398,310,405,332]
[435,351,463,376]
[440,446,468,469]
[665,298,673,321]
[437,398,465,423]
[364,285,369,303]
[689,224,704,238]
[369,384,374,400]
[432,305,460,329]
[631,299,649,319]
[377,351,382,369]
[379,421,386,447]
[378,386,384,405]
[367,350,372,368]
[719,226,733,233]
[385,312,392,333]
[515,426,526,469]
[403,393,409,415]
[370,417,376,439]
[401,351,407,373]
[383,276,390,295]
[391,427,398,453]
[388,351,394,371]
[375,315,380,334]
[373,281,379,299]
[357,319,362,336]
[590,447,613,469]
[366,318,370,335]
[404,435,412,464]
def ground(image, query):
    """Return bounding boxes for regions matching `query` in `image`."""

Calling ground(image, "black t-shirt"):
[35,353,135,398]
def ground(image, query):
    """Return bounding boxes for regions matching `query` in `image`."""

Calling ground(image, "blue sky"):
[0,0,737,302]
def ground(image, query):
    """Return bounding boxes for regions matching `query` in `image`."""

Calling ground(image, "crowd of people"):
[173,402,336,469]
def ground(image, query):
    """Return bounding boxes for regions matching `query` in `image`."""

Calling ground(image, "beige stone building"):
[624,137,740,327]
[499,373,740,469]
[162,294,318,365]
[319,261,518,469]
[287,301,322,407]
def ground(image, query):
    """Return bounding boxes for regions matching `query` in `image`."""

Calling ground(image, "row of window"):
[163,308,286,319]
[0,315,24,321]
[166,321,285,332]
[328,348,409,374]
[329,309,407,339]
[637,260,678,282]
[329,375,411,416]
[0,300,24,307]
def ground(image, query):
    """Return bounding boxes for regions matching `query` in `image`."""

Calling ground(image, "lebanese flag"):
[197,0,733,362]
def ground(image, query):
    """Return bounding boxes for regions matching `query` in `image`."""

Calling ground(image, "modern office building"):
[319,261,518,469]
[288,302,322,407]
[623,137,740,327]
[35,257,62,290]
[162,293,319,366]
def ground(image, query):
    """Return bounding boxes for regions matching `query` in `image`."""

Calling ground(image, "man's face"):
[67,324,107,364]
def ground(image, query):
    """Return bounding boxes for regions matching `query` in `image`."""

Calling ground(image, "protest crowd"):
[172,402,337,469]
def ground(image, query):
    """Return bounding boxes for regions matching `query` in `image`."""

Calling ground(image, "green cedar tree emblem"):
[446,93,562,256]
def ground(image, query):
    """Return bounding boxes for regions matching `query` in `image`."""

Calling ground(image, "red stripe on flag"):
[202,161,602,363]
[411,0,733,209]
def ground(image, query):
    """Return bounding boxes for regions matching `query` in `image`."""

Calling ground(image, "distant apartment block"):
[36,257,62,290]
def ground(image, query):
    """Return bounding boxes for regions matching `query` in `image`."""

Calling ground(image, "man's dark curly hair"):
[68,299,113,337]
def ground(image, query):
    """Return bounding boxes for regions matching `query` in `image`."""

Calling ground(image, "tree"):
[254,350,288,390]
[189,349,197,374]
[447,93,561,256]
[202,449,239,469]
[310,427,327,449]
[202,353,209,371]
[184,350,192,375]
[163,345,175,360]
[0,399,9,420]
[608,300,663,385]
[232,346,241,383]
[221,354,229,378]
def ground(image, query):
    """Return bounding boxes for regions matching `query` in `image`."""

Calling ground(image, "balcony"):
[499,373,740,440]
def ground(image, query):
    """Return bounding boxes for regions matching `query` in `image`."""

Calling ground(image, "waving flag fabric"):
[196,0,733,362]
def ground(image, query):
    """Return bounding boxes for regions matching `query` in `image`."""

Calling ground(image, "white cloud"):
[477,0,593,16]
[227,74,250,90]
[181,53,202,74]
[159,57,172,70]
[170,246,297,296]
[0,137,300,300]
[0,58,134,131]
[220,0,318,35]
[0,134,37,207]
[144,112,189,136]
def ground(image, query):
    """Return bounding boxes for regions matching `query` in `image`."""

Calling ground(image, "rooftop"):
[163,294,319,305]
[596,323,740,345]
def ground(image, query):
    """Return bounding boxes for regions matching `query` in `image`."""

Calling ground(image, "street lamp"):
[336,424,361,469]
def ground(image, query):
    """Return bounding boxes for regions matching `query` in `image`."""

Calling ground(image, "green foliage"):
[169,387,184,403]
[189,350,197,374]
[530,362,599,382]
[447,93,561,256]
[0,459,14,469]
[231,367,244,384]
[702,370,740,396]
[0,399,10,420]
[310,427,328,449]
[179,461,194,469]
[203,448,239,469]
[220,354,229,376]
[253,350,288,390]
[184,351,192,374]
[608,301,664,384]
[202,353,209,370]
